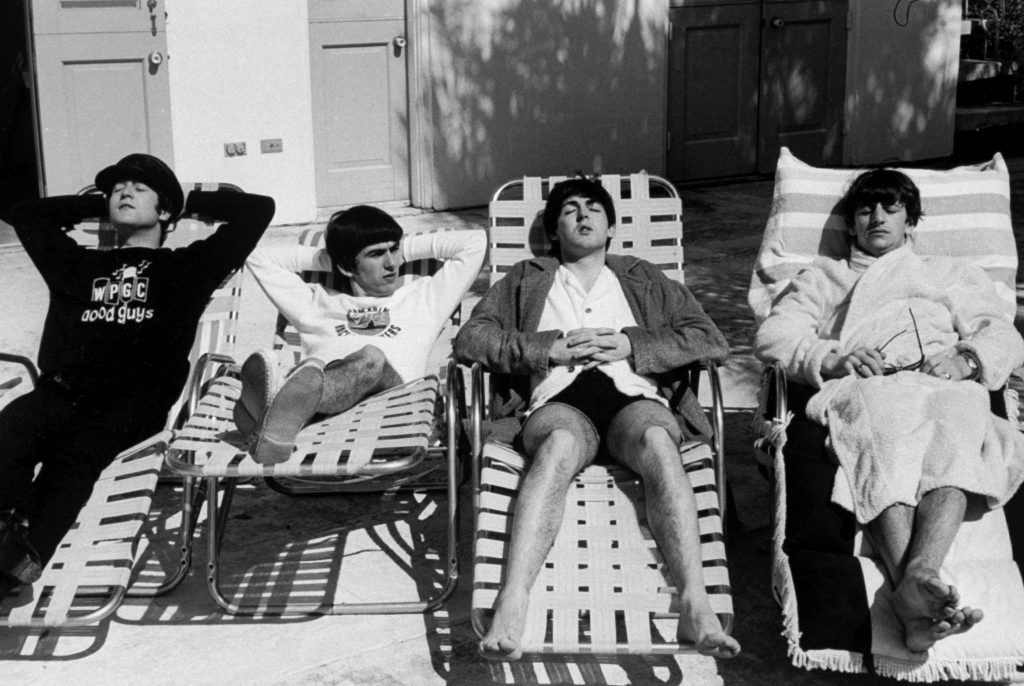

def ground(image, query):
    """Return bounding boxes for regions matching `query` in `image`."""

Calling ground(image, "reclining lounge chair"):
[156,226,469,616]
[749,148,1024,681]
[470,173,734,655]
[0,183,245,627]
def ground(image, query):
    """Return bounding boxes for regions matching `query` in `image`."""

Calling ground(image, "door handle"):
[769,16,785,28]
[393,35,407,56]
[148,51,164,66]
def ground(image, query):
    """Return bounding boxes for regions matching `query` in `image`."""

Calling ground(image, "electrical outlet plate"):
[261,138,283,154]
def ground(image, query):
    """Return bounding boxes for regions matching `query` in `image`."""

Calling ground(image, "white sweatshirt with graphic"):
[246,229,486,382]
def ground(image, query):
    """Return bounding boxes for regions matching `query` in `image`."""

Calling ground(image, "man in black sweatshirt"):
[0,153,275,595]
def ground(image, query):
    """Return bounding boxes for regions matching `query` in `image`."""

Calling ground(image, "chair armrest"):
[0,354,38,408]
[182,352,237,424]
[468,362,486,506]
[443,357,466,453]
[116,429,174,463]
[0,353,39,385]
[666,359,725,460]
[764,360,789,424]
[698,359,725,464]
[694,359,728,523]
[753,361,792,454]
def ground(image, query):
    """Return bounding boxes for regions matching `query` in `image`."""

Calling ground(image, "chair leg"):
[204,447,462,616]
[214,477,235,552]
[429,421,461,613]
[127,474,205,597]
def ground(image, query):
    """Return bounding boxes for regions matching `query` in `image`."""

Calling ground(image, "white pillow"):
[748,148,1015,323]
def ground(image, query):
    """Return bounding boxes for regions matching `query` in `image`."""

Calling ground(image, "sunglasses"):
[878,308,924,375]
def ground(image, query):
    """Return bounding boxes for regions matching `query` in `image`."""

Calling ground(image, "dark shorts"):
[518,369,680,463]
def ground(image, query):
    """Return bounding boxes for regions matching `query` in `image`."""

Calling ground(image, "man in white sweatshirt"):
[236,205,486,464]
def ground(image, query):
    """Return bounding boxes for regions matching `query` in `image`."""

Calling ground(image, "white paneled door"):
[32,0,173,195]
[309,0,410,207]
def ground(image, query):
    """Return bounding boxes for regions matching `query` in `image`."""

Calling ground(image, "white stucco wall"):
[424,0,669,209]
[161,0,669,215]
[165,1,317,224]
[845,0,962,165]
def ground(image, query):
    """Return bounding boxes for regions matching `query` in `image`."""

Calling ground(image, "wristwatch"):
[959,350,981,381]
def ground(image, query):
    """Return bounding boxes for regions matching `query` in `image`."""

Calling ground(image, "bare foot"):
[892,568,981,652]
[930,606,984,644]
[478,588,528,661]
[678,604,741,658]
[893,568,957,619]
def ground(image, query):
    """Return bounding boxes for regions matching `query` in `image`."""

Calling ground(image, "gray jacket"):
[453,254,728,438]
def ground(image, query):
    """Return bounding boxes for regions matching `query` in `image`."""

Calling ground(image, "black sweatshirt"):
[6,191,275,408]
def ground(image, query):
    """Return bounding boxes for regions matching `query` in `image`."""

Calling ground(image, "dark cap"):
[95,153,184,221]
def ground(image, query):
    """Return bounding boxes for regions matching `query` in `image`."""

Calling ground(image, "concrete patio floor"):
[0,154,1021,685]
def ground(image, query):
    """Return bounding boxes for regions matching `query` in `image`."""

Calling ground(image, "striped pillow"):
[748,148,1016,323]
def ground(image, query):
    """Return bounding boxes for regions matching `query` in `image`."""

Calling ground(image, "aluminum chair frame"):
[0,186,244,627]
[468,172,734,655]
[157,228,471,616]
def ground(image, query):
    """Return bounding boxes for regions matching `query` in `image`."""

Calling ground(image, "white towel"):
[858,509,1024,680]
[808,372,1024,524]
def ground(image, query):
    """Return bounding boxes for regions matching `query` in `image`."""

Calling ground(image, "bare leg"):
[478,406,596,661]
[867,502,915,590]
[867,488,981,652]
[609,403,739,659]
[318,345,403,415]
[236,345,401,464]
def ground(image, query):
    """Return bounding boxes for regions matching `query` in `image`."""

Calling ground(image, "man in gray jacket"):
[454,177,738,661]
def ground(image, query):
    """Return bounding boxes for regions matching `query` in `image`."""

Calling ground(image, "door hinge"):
[668,20,673,41]
[666,131,672,151]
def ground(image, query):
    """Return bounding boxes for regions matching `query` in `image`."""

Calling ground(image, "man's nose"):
[869,204,885,224]
[383,252,396,269]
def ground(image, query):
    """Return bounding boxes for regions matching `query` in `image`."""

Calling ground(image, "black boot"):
[0,510,42,584]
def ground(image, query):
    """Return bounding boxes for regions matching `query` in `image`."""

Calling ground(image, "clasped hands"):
[549,328,632,371]
[824,346,971,380]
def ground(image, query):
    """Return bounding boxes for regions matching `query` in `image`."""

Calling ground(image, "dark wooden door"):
[667,0,848,181]
[757,0,847,173]
[667,2,762,180]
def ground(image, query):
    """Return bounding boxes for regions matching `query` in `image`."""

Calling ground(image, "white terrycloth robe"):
[757,244,1024,524]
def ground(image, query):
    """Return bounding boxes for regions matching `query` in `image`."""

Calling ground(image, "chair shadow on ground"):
[0,617,112,661]
[117,480,459,627]
[0,468,465,664]
[448,654,689,686]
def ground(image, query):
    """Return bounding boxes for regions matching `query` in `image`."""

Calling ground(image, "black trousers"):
[0,376,166,564]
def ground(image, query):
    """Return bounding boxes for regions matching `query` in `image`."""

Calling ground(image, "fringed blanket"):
[771,406,1024,682]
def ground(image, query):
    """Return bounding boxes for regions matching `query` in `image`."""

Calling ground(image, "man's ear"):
[607,223,617,237]
[158,209,172,222]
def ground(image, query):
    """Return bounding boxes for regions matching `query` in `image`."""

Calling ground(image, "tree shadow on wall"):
[428,0,666,203]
